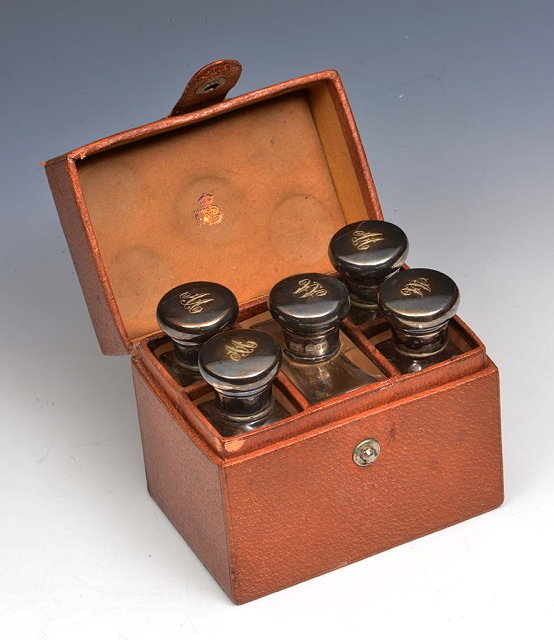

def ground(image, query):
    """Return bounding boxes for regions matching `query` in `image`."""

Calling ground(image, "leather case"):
[44,59,503,604]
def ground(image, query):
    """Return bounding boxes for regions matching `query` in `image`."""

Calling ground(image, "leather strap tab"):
[170,59,242,116]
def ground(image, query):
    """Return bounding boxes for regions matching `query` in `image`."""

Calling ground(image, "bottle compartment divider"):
[137,285,485,458]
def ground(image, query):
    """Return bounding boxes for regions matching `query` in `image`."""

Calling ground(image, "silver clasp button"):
[353,438,381,466]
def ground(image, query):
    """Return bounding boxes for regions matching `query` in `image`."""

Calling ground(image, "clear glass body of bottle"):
[282,340,377,403]
[347,298,380,325]
[198,386,291,437]
[157,349,203,386]
[197,329,291,437]
[375,268,461,374]
[264,273,378,404]
[250,315,380,402]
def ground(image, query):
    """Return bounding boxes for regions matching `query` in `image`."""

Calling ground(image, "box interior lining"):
[76,86,371,344]
[144,291,481,454]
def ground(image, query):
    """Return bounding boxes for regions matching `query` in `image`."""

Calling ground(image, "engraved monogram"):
[400,277,432,297]
[225,340,258,361]
[293,278,327,298]
[351,229,384,250]
[194,192,223,226]
[179,291,214,313]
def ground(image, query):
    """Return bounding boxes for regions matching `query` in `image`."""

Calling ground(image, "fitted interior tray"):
[134,291,486,459]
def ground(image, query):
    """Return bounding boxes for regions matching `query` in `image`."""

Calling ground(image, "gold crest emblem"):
[194,193,223,226]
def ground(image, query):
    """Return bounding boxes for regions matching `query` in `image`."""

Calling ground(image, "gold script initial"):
[293,278,327,298]
[351,230,384,250]
[225,340,258,361]
[179,291,214,313]
[400,277,432,297]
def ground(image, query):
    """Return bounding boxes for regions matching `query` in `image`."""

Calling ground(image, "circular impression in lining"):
[79,159,150,233]
[269,193,337,267]
[110,246,173,338]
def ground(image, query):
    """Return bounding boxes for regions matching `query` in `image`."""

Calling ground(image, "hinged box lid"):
[44,60,383,355]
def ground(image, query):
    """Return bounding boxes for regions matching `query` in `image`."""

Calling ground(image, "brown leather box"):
[44,60,503,604]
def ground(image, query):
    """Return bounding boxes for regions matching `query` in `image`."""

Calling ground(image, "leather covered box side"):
[223,362,503,603]
[131,359,233,599]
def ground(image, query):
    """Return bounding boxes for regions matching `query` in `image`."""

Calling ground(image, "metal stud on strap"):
[352,438,381,466]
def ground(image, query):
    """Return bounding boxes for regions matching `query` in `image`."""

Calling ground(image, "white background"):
[1,1,553,638]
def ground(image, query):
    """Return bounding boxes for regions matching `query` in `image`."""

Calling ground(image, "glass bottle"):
[375,268,461,373]
[156,281,238,386]
[328,219,408,324]
[267,273,377,403]
[197,329,291,437]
